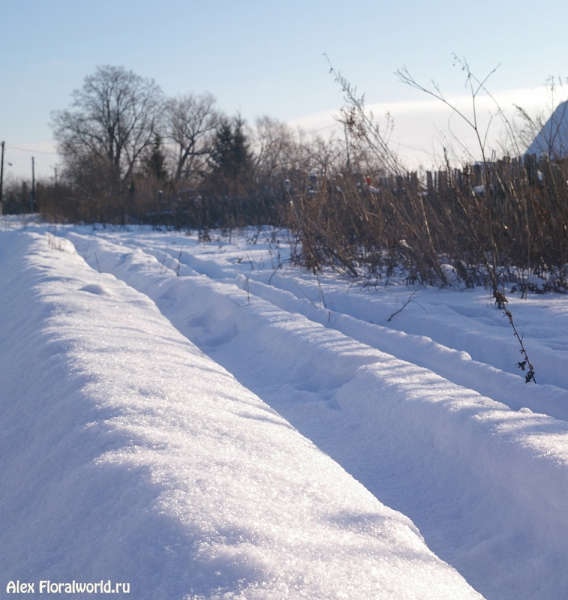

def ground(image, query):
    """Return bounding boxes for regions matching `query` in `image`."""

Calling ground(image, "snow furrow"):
[246,271,568,390]
[130,239,568,422]
[147,237,568,392]
[240,275,568,420]
[66,229,568,600]
[0,229,485,599]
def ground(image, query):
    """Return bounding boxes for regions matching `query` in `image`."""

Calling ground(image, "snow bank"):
[0,230,482,599]
[239,272,568,421]
[65,229,568,600]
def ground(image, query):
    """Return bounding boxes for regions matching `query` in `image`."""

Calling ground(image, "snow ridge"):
[65,227,568,600]
[0,229,481,599]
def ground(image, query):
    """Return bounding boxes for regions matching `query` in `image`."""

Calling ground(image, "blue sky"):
[2,0,568,179]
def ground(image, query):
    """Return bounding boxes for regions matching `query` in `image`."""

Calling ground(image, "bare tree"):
[164,93,219,181]
[252,116,296,179]
[51,66,164,181]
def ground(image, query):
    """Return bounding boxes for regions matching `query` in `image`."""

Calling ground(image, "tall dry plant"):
[282,60,568,383]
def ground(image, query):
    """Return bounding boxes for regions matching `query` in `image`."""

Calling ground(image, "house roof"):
[525,100,568,158]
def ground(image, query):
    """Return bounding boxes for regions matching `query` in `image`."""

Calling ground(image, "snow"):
[525,100,568,158]
[0,224,482,599]
[3,220,568,599]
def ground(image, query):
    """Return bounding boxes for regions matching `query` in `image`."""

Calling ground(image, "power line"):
[391,140,434,153]
[7,144,58,155]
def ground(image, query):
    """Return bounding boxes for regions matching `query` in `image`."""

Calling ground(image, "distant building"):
[525,101,568,159]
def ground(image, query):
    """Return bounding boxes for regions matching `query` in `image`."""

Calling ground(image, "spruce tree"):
[145,133,169,181]
[208,117,253,195]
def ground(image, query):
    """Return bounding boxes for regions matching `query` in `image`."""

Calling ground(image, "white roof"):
[525,100,568,158]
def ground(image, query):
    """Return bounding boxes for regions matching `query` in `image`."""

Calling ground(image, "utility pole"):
[0,141,4,217]
[30,156,35,213]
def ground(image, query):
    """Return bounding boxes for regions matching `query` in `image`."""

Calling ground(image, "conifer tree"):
[145,133,169,181]
[208,116,253,195]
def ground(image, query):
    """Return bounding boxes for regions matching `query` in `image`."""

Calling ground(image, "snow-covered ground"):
[2,219,568,599]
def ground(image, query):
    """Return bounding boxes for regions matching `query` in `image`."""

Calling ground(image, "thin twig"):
[387,292,420,322]
[315,272,327,308]
[495,291,537,383]
[294,282,320,309]
[176,247,183,276]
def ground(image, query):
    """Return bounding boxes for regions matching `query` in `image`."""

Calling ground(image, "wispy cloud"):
[288,85,561,168]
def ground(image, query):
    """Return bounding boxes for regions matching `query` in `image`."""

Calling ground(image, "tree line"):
[13,64,365,227]
[6,63,568,294]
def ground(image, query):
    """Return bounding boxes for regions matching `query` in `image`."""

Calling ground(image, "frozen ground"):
[2,219,568,599]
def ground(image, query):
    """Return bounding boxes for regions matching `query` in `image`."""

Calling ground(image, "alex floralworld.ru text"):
[6,580,130,593]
